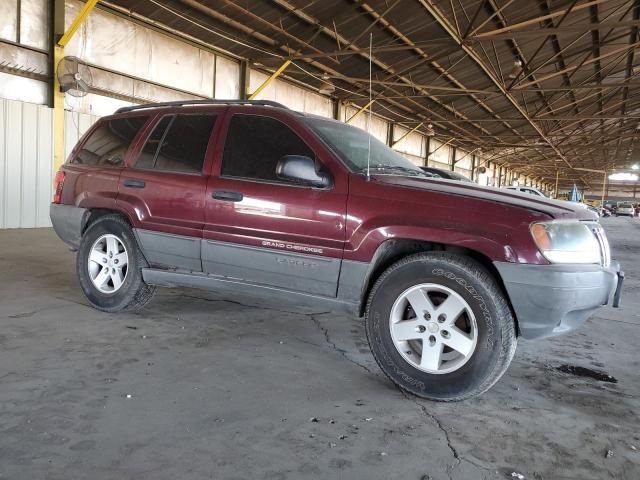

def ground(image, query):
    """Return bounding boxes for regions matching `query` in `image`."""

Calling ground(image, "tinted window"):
[221,115,314,182]
[74,116,148,167]
[135,116,172,170]
[135,114,216,173]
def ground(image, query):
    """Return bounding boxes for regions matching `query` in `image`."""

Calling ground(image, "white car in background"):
[616,202,635,217]
[504,186,548,197]
[503,185,594,214]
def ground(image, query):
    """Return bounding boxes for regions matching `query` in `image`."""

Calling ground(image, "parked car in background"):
[504,185,548,197]
[503,186,596,217]
[419,166,472,182]
[586,205,601,217]
[50,100,623,402]
[616,202,635,217]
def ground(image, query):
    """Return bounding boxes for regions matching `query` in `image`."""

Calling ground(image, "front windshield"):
[305,117,425,175]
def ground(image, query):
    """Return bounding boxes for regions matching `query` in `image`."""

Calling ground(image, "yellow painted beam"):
[53,0,99,173]
[53,46,66,172]
[58,0,99,47]
[248,60,291,100]
[346,99,375,124]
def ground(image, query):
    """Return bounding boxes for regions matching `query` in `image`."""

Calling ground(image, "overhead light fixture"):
[425,123,435,136]
[318,81,335,95]
[318,73,335,95]
[508,60,523,79]
[609,172,638,181]
[632,164,639,170]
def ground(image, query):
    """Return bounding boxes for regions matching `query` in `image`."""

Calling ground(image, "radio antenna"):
[366,32,372,181]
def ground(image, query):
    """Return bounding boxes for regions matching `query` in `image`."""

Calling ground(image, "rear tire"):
[76,215,155,312]
[365,252,517,401]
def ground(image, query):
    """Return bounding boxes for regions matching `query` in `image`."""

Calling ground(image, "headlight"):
[530,221,602,264]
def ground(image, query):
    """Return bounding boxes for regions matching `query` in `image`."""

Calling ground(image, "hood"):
[370,175,597,220]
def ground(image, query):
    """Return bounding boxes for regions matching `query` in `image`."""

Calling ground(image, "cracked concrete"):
[309,313,465,479]
[1,216,639,479]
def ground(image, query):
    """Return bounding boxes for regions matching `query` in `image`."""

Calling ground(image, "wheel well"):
[358,239,518,333]
[82,208,131,234]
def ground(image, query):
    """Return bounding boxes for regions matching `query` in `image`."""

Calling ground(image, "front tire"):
[365,252,517,401]
[76,215,155,312]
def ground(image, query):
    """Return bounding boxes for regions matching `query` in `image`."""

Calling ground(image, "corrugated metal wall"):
[0,98,98,229]
[0,98,53,228]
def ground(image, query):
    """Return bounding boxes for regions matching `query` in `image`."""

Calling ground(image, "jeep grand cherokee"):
[50,100,623,401]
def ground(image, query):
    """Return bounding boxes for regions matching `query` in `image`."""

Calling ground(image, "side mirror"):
[276,155,332,188]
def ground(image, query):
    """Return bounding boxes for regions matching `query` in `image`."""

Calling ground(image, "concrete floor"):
[0,217,639,480]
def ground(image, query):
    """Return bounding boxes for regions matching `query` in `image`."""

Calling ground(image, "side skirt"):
[142,268,359,315]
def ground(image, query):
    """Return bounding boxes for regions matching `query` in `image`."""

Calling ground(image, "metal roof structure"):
[101,0,640,188]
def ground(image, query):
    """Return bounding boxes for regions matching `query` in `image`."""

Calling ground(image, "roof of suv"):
[114,99,291,114]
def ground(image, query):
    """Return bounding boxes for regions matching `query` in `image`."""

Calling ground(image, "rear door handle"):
[212,190,243,202]
[123,179,146,189]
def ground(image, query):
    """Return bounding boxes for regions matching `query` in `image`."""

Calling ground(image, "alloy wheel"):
[389,283,478,374]
[87,234,129,294]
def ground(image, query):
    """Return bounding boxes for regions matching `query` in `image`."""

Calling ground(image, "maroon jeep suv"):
[50,100,623,401]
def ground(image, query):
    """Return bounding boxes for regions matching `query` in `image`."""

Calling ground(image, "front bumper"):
[494,261,622,340]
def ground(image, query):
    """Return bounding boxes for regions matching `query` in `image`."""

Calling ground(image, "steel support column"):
[51,0,65,173]
[424,136,431,167]
[332,99,341,120]
[238,59,249,100]
[52,0,99,173]
[387,123,394,147]
[471,155,476,181]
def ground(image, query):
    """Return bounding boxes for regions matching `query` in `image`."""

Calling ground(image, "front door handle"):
[212,190,243,202]
[123,179,146,189]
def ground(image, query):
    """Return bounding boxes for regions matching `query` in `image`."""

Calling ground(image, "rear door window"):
[134,114,216,174]
[135,116,173,170]
[73,116,148,167]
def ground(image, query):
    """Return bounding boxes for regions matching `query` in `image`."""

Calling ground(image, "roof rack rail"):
[115,99,289,114]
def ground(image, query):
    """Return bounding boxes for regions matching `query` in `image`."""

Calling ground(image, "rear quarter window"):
[73,116,149,167]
